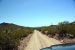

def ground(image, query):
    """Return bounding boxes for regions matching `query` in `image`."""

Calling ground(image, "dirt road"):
[24,30,61,50]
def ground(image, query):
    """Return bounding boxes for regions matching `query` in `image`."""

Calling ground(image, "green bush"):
[36,21,75,39]
[0,23,33,50]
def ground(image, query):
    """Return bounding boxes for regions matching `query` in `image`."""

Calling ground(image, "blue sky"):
[0,0,75,27]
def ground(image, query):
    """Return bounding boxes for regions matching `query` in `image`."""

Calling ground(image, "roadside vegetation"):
[36,21,75,40]
[0,23,34,50]
[0,21,75,50]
